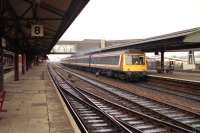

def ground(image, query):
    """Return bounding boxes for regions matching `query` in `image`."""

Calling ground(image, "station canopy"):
[90,27,200,54]
[1,0,89,55]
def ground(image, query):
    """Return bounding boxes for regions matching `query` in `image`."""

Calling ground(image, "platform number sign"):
[31,25,44,37]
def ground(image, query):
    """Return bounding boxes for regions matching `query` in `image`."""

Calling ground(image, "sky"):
[60,0,200,41]
[49,0,200,61]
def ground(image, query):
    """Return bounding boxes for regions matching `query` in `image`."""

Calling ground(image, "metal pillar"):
[0,39,3,90]
[188,50,195,64]
[22,54,26,74]
[0,0,6,90]
[26,54,29,71]
[36,56,39,65]
[14,53,19,81]
[29,58,32,69]
[161,51,164,73]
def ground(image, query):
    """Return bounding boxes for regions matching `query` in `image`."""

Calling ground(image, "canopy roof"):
[90,27,200,53]
[1,0,89,55]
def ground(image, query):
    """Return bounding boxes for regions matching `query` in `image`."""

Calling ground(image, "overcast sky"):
[60,0,200,41]
[48,0,200,61]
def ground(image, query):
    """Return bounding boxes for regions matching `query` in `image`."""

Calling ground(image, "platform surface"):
[148,70,200,82]
[0,63,75,133]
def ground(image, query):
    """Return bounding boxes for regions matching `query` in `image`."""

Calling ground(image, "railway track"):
[56,64,200,133]
[61,88,133,133]
[49,65,133,133]
[79,89,189,133]
[136,77,200,102]
[49,64,192,133]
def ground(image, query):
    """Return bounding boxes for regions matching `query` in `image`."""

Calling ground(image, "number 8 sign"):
[31,25,44,37]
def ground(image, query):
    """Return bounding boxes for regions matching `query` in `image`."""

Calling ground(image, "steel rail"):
[136,76,200,102]
[48,64,134,133]
[55,67,192,133]
[135,83,200,101]
[80,88,191,132]
[56,64,200,133]
[48,65,88,133]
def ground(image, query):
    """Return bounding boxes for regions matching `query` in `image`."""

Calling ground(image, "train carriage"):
[90,51,122,71]
[62,50,147,80]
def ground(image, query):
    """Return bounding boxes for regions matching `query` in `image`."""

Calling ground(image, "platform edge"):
[47,69,81,133]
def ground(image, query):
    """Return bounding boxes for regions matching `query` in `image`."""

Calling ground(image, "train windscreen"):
[126,55,145,65]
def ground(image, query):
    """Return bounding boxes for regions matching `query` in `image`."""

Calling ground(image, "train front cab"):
[122,53,147,79]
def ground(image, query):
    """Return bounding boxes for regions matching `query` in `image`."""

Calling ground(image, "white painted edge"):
[47,69,81,133]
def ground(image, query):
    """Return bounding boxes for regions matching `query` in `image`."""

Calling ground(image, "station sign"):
[31,25,44,37]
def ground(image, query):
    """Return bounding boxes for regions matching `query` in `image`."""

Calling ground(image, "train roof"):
[62,49,144,60]
[73,49,143,56]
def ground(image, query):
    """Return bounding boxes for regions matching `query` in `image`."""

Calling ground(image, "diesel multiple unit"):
[62,50,147,80]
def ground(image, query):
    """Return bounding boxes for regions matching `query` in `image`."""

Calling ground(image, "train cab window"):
[126,55,132,65]
[126,55,145,65]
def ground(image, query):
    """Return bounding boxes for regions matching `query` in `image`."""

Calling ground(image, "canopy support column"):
[161,51,165,73]
[26,54,29,71]
[22,53,26,75]
[14,53,19,81]
[0,39,4,90]
[188,50,195,64]
[0,2,5,90]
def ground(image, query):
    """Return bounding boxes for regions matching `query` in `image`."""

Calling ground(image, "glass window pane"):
[126,55,145,65]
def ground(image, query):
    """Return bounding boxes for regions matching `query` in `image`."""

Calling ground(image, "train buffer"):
[0,90,7,112]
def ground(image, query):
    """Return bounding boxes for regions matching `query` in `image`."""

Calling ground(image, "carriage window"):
[126,55,145,65]
[91,56,119,65]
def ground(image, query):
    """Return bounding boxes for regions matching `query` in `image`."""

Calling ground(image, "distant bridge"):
[50,44,76,54]
[49,52,76,54]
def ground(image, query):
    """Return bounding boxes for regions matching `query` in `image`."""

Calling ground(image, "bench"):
[0,91,7,112]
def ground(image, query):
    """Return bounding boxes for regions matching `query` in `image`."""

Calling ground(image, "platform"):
[148,70,200,83]
[0,63,76,133]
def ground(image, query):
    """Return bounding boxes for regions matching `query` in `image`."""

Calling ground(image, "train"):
[61,50,147,80]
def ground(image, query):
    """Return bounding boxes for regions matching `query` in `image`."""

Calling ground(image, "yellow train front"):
[121,51,147,80]
[62,50,147,80]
